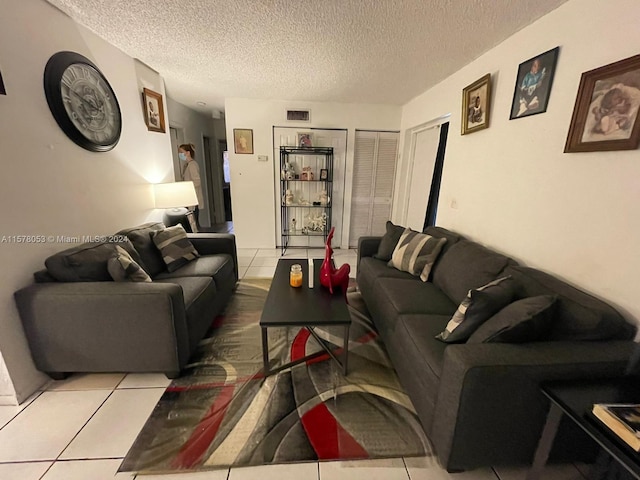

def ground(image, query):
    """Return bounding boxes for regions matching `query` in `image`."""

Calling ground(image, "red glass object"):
[320,227,351,295]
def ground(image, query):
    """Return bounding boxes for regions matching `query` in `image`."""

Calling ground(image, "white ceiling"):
[46,0,569,116]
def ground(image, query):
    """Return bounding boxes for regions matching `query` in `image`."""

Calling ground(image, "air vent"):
[286,109,311,122]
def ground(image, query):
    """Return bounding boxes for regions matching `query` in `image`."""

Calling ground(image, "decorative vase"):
[319,227,350,295]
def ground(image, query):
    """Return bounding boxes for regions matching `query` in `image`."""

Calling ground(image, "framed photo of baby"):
[510,46,559,120]
[461,73,491,135]
[142,88,165,133]
[565,54,640,152]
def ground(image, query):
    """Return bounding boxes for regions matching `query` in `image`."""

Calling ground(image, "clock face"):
[44,51,122,152]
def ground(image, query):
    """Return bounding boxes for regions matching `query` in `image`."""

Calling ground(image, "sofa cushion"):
[436,276,516,343]
[432,240,516,305]
[467,295,557,343]
[505,266,636,341]
[357,257,416,297]
[373,221,405,261]
[373,277,458,317]
[424,226,463,281]
[154,254,235,289]
[388,229,447,281]
[45,239,144,282]
[107,246,152,283]
[151,225,200,273]
[117,222,166,277]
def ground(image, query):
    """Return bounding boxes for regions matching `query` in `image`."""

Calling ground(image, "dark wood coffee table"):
[260,258,351,376]
[527,377,640,480]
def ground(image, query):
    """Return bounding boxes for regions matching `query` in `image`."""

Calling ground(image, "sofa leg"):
[164,371,181,379]
[46,372,70,381]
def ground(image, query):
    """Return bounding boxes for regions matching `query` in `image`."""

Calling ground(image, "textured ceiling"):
[46,0,569,115]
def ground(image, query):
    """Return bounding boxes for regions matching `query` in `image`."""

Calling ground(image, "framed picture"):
[142,88,165,133]
[510,47,560,119]
[565,54,640,152]
[461,74,491,135]
[319,168,328,180]
[233,128,254,154]
[297,132,313,147]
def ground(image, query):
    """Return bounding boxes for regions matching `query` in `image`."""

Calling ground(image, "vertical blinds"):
[349,131,399,247]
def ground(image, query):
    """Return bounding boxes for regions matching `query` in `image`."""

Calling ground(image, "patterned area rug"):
[120,278,430,474]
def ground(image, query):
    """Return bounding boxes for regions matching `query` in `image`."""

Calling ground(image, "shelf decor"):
[279,146,333,254]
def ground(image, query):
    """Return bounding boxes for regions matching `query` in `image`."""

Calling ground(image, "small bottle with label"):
[290,264,303,287]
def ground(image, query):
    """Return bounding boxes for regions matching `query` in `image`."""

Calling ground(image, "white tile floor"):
[0,249,590,479]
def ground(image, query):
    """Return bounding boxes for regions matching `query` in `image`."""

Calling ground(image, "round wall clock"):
[44,51,122,152]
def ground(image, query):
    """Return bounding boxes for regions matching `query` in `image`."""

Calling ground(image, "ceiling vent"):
[286,109,311,122]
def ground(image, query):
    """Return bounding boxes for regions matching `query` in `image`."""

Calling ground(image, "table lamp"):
[153,181,198,227]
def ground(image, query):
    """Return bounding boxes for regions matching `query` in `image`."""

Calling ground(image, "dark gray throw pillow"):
[467,295,557,343]
[151,224,199,273]
[436,276,516,343]
[373,221,405,261]
[107,246,152,282]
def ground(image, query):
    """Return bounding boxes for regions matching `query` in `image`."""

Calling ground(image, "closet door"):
[349,131,399,247]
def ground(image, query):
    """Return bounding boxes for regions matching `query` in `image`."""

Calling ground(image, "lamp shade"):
[153,181,198,209]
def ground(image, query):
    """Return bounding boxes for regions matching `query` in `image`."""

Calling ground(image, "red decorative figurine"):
[320,227,350,295]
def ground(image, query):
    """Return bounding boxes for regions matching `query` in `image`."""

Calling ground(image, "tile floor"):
[0,249,591,479]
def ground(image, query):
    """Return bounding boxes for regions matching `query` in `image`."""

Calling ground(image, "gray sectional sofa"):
[357,225,637,471]
[15,222,237,380]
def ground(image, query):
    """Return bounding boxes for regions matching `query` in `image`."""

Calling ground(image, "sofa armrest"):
[14,282,191,374]
[187,233,238,280]
[357,236,382,266]
[431,341,637,471]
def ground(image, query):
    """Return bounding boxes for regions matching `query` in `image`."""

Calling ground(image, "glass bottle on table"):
[290,264,303,287]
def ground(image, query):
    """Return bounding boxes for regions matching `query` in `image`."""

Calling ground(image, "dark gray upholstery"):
[15,224,238,379]
[117,222,166,276]
[356,226,638,471]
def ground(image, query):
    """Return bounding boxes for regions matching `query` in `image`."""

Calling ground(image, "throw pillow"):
[151,224,200,273]
[107,246,152,282]
[387,228,447,282]
[374,221,405,261]
[435,276,516,343]
[467,295,558,343]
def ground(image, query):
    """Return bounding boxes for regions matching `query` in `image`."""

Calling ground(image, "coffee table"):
[527,377,640,480]
[260,258,352,376]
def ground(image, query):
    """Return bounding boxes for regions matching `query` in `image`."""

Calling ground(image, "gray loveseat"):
[357,225,637,471]
[15,222,237,380]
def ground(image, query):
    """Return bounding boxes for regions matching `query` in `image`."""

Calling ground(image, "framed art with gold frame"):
[461,73,491,135]
[142,88,165,133]
[233,128,254,154]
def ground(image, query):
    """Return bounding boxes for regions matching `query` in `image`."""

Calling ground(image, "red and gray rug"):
[120,278,430,474]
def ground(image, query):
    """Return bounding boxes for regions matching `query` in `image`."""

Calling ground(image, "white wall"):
[224,99,401,248]
[0,0,173,403]
[166,97,219,227]
[398,0,640,328]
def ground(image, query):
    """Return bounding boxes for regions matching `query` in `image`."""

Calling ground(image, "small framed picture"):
[565,54,640,153]
[233,129,254,154]
[319,168,328,180]
[462,74,491,135]
[297,132,313,147]
[143,88,165,133]
[510,47,560,119]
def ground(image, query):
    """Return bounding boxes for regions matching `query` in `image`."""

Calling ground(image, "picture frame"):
[565,54,640,153]
[297,132,313,147]
[461,73,491,135]
[233,128,254,154]
[510,46,560,119]
[142,88,165,133]
[319,168,328,180]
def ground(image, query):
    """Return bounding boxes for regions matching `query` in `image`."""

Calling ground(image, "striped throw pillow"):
[107,246,152,282]
[151,224,200,273]
[435,276,515,343]
[387,228,447,281]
